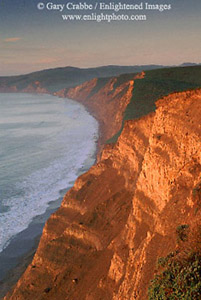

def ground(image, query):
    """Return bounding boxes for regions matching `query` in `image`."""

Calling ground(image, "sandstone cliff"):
[4,72,201,300]
[55,76,136,156]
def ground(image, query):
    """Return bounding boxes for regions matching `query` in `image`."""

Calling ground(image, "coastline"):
[0,194,63,299]
[1,69,201,300]
[0,77,133,298]
[0,236,40,299]
[0,92,99,299]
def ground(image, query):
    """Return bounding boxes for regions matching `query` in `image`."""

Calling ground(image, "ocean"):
[0,93,98,278]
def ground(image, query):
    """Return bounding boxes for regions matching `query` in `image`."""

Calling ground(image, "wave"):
[0,94,98,253]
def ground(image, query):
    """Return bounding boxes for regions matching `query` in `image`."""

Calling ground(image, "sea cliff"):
[2,68,201,299]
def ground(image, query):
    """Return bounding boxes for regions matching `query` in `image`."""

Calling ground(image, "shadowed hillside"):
[107,65,201,142]
[0,65,165,93]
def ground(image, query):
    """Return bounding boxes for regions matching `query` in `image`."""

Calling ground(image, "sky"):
[0,0,201,75]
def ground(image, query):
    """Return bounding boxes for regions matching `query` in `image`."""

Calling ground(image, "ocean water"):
[0,93,98,254]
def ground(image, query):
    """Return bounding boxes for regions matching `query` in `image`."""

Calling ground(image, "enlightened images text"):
[45,2,172,13]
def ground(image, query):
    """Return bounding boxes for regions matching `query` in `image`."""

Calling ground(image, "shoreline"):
[0,190,66,299]
[0,92,99,299]
[0,76,128,297]
[0,236,40,300]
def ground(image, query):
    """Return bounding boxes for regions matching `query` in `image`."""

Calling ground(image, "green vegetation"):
[148,225,201,300]
[148,251,201,300]
[176,224,189,242]
[107,65,201,143]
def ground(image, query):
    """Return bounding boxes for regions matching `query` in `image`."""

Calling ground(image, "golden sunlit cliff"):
[3,70,201,299]
[55,75,137,156]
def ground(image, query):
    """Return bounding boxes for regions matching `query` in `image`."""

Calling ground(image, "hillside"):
[0,64,165,93]
[2,65,201,299]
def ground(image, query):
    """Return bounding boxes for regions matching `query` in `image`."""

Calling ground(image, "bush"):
[149,225,201,299]
[176,224,189,242]
[148,251,201,300]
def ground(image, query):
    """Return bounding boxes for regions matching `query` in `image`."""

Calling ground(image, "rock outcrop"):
[4,79,201,299]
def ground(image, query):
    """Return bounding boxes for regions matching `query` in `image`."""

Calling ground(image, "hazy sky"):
[0,0,201,75]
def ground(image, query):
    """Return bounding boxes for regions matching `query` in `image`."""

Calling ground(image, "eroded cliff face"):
[4,83,201,299]
[108,89,201,300]
[55,76,137,156]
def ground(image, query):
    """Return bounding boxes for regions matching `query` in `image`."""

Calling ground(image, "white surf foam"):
[0,94,98,253]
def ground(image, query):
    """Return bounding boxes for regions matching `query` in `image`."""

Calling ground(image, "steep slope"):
[108,89,201,300]
[4,76,201,300]
[55,75,141,155]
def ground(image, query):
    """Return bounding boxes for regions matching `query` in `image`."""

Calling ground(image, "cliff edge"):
[4,69,201,299]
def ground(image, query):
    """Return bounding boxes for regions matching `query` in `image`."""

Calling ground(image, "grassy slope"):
[0,65,165,93]
[107,65,201,143]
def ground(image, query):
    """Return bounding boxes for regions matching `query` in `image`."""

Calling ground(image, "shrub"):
[148,225,201,300]
[176,224,189,242]
[148,251,201,300]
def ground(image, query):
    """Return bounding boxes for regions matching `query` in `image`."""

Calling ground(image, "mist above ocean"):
[0,93,98,254]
